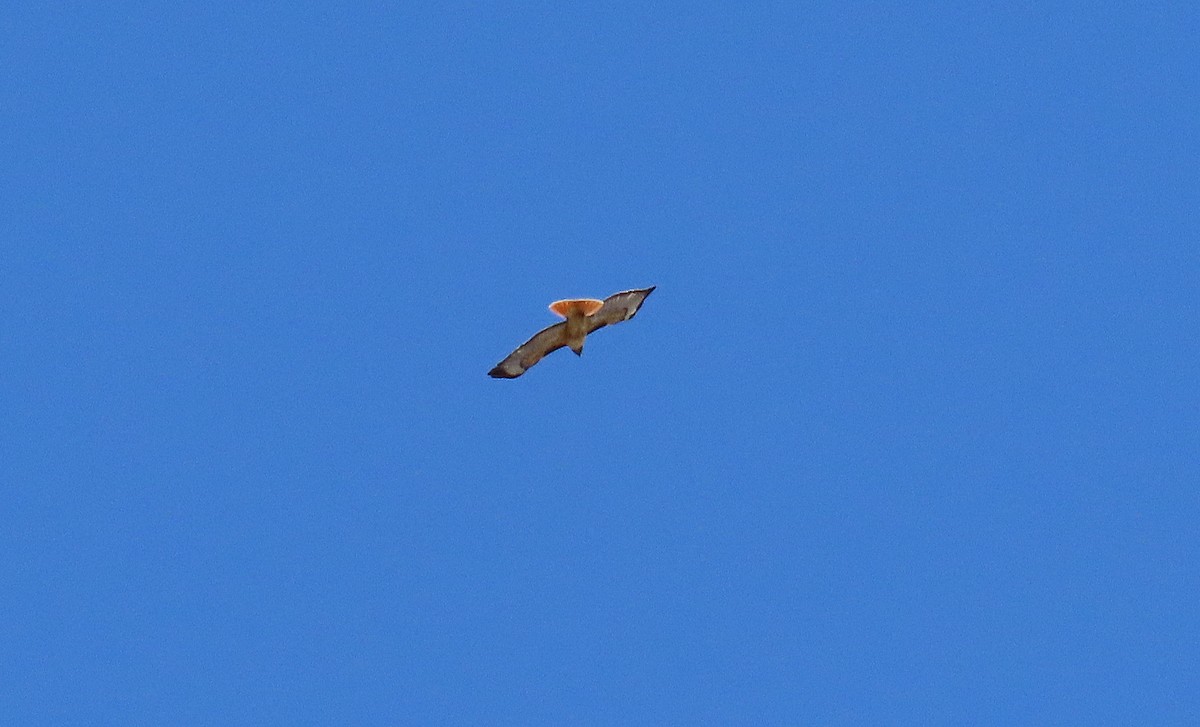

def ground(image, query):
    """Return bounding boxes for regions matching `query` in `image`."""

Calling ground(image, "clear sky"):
[4,2,1197,724]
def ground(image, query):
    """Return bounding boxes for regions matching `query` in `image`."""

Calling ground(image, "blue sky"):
[3,2,1197,724]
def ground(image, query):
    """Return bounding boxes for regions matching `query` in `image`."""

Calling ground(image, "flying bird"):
[488,286,656,379]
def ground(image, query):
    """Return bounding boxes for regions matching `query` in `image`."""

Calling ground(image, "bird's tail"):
[549,298,604,318]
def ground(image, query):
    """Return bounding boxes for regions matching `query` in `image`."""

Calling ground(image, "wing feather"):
[584,286,656,334]
[488,321,568,378]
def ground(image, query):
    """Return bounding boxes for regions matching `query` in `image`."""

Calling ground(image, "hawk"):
[488,286,656,378]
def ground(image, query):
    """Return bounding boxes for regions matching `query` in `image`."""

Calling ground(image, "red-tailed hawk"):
[488,286,656,379]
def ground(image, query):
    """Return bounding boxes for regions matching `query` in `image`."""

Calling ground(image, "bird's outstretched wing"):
[488,321,568,379]
[584,286,656,334]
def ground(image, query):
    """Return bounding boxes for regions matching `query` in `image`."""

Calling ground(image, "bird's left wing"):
[488,321,568,378]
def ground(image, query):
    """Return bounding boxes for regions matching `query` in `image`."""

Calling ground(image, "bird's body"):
[563,313,589,355]
[488,287,655,378]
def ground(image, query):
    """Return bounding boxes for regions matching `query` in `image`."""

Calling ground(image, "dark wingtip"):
[488,366,520,379]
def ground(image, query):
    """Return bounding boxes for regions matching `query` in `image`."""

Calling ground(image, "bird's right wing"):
[584,286,656,334]
[488,321,568,378]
